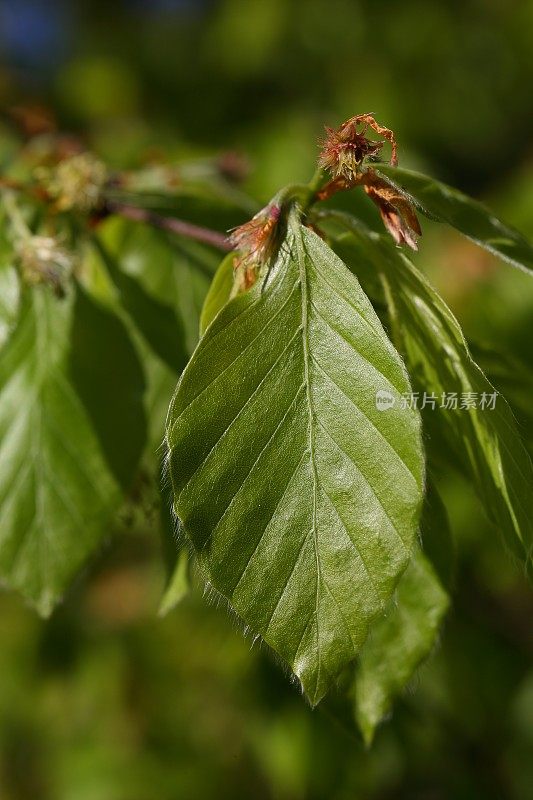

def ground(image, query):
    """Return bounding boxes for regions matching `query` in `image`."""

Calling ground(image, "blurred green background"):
[1,1,532,798]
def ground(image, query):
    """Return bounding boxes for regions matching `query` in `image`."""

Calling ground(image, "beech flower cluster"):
[319,114,421,250]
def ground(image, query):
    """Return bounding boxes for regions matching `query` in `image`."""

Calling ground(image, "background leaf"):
[88,217,224,609]
[93,236,189,374]
[0,224,20,348]
[334,221,533,571]
[69,286,147,490]
[354,543,450,746]
[88,217,220,451]
[0,287,123,615]
[471,343,533,457]
[92,213,223,364]
[321,486,452,744]
[419,481,455,591]
[104,181,254,233]
[167,216,424,704]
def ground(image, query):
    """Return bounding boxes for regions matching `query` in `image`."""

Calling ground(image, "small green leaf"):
[376,166,533,274]
[336,221,533,570]
[158,546,190,617]
[320,486,451,743]
[199,252,235,335]
[0,227,20,348]
[355,543,449,745]
[166,213,424,704]
[0,263,20,349]
[0,287,122,615]
[157,459,191,617]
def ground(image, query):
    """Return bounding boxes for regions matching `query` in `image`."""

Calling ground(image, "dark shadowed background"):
[0,1,532,798]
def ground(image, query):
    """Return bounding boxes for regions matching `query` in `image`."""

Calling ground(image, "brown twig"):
[0,177,25,190]
[106,201,233,252]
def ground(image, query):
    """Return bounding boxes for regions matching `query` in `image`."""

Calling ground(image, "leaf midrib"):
[292,217,323,693]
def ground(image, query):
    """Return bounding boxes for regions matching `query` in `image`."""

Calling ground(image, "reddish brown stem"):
[106,201,233,251]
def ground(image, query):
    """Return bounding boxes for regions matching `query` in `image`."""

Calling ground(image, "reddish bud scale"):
[230,203,281,290]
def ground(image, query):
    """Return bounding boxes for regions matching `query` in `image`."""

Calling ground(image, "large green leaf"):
[376,166,533,274]
[0,287,124,614]
[166,213,424,704]
[334,221,533,570]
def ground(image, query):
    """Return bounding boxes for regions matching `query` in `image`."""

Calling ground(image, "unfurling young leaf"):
[166,210,424,704]
[158,546,190,617]
[199,252,235,335]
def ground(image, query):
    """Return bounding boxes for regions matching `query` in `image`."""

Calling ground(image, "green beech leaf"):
[94,236,189,374]
[470,343,533,456]
[0,262,19,349]
[354,485,452,745]
[0,287,123,615]
[376,166,533,274]
[199,252,235,335]
[355,544,449,745]
[90,219,219,453]
[93,215,221,363]
[69,286,147,490]
[158,547,190,617]
[0,227,20,348]
[321,486,451,742]
[336,222,533,570]
[166,214,424,704]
